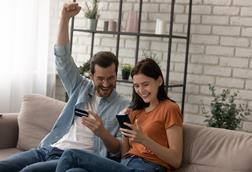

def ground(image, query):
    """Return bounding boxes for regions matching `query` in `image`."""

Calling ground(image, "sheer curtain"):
[0,0,60,113]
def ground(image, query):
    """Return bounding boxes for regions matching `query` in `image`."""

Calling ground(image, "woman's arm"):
[122,123,183,168]
[142,125,183,168]
[121,135,130,157]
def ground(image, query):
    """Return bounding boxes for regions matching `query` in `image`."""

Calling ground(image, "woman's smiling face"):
[133,73,162,105]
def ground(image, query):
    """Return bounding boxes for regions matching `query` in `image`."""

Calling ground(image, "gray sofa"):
[0,94,251,172]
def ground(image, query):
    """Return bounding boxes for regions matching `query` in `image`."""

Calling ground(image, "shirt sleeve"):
[54,43,83,97]
[165,102,183,129]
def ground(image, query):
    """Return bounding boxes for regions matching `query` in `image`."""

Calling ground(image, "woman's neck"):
[145,99,159,112]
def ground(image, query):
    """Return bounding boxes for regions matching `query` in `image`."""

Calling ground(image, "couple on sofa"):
[0,3,183,172]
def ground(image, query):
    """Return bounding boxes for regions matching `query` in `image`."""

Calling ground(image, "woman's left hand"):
[120,119,147,144]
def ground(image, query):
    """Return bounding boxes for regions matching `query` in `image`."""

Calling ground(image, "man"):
[0,3,129,172]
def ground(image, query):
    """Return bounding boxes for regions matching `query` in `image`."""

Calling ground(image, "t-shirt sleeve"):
[165,102,183,129]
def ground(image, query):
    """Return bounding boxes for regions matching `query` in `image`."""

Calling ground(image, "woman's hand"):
[120,119,148,144]
[119,107,131,115]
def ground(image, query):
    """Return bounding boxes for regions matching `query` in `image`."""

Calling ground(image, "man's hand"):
[81,111,121,154]
[57,3,81,45]
[81,111,106,137]
[61,3,81,20]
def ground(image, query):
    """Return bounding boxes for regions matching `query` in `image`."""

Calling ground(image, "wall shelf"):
[73,28,187,39]
[70,0,192,115]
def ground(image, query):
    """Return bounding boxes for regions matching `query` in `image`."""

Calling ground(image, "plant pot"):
[122,71,130,80]
[87,19,97,31]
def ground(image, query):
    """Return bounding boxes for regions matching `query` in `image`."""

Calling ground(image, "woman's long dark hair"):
[129,58,173,110]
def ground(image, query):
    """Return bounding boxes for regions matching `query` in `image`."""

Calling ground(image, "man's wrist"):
[97,127,108,138]
[59,16,70,25]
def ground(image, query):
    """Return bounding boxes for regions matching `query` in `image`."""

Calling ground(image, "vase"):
[87,19,97,31]
[122,71,130,80]
[126,11,138,32]
[108,20,117,32]
[155,18,165,34]
[104,21,109,31]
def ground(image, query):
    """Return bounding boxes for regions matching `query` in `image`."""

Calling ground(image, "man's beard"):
[95,84,115,97]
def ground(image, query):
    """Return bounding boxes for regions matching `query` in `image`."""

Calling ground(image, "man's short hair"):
[90,51,119,74]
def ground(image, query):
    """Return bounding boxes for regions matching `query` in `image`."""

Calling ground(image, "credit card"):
[75,108,88,117]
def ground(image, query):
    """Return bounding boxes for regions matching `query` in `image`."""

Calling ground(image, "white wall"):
[55,0,252,132]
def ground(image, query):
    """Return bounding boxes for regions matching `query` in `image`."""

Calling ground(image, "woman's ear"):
[157,76,163,86]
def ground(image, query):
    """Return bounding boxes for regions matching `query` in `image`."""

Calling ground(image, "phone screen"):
[116,114,132,130]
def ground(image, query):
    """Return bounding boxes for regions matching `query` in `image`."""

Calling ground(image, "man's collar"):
[101,89,117,103]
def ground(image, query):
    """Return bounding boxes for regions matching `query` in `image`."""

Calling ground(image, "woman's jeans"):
[0,146,63,172]
[56,149,166,172]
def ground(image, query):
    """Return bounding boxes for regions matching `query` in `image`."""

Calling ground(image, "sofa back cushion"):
[176,123,252,172]
[17,94,65,150]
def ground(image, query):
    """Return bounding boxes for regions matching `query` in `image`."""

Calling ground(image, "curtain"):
[0,0,59,113]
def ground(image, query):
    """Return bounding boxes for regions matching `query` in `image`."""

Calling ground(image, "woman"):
[56,58,183,172]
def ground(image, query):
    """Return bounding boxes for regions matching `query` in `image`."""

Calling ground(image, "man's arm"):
[97,127,121,154]
[57,3,81,45]
[55,3,84,96]
[81,111,121,154]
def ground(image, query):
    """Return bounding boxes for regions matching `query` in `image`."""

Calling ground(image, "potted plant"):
[121,63,133,80]
[83,0,100,30]
[79,60,90,77]
[202,84,250,130]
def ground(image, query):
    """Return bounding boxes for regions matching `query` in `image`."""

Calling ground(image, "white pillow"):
[17,94,65,150]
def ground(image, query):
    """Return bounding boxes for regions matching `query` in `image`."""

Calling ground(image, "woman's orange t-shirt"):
[126,99,183,169]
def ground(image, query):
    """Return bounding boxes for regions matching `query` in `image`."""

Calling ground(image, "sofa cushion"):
[17,94,65,150]
[176,124,252,172]
[174,164,246,172]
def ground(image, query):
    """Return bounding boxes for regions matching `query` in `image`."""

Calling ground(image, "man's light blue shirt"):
[40,43,129,157]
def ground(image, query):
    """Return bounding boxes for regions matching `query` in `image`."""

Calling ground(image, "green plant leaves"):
[84,0,99,19]
[203,84,250,130]
[79,60,90,76]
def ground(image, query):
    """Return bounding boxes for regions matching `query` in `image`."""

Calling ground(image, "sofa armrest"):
[0,113,19,149]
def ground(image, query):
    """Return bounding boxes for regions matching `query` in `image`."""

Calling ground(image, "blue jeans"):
[0,146,63,172]
[56,149,166,172]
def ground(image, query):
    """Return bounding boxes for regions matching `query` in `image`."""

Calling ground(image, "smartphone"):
[116,114,132,130]
[74,108,89,117]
